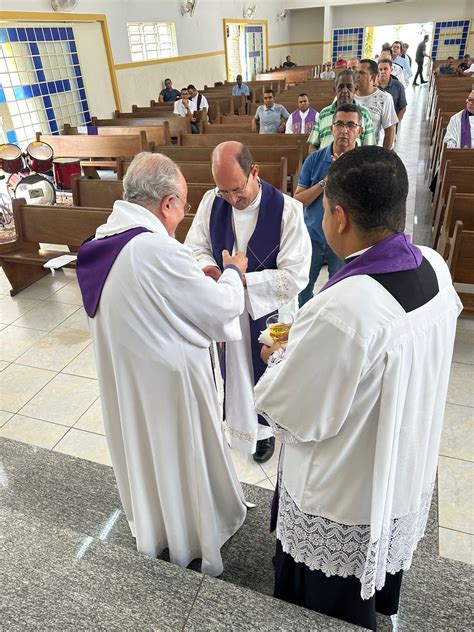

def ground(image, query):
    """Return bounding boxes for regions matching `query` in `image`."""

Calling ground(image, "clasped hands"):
[203,249,247,286]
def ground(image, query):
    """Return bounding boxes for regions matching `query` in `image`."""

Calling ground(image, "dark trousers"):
[413,62,425,84]
[274,539,403,631]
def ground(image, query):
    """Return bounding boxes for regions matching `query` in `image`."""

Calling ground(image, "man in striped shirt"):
[307,70,375,153]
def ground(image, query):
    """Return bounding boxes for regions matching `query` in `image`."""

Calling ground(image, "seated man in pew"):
[188,84,209,122]
[185,141,310,464]
[253,89,290,134]
[282,55,297,68]
[285,93,319,134]
[232,75,250,98]
[174,87,199,133]
[444,90,474,148]
[159,78,181,103]
[76,151,250,576]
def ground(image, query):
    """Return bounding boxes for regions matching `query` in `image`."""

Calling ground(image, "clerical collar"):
[232,179,262,212]
[345,245,372,261]
[468,110,474,117]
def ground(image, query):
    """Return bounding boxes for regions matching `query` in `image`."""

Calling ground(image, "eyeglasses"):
[214,169,253,199]
[333,121,360,129]
[175,194,191,213]
[466,98,474,104]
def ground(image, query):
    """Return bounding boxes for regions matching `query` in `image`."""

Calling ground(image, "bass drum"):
[10,173,56,205]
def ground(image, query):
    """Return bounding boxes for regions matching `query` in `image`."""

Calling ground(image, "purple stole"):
[291,108,317,134]
[77,227,151,317]
[210,181,284,425]
[460,109,472,148]
[270,232,423,530]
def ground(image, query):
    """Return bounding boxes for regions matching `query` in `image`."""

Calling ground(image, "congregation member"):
[335,53,347,69]
[462,61,474,76]
[378,58,407,121]
[173,87,199,133]
[282,55,296,68]
[355,59,398,149]
[188,84,209,122]
[296,104,362,306]
[76,152,250,577]
[391,41,412,86]
[253,89,290,134]
[232,74,250,98]
[285,93,319,134]
[158,78,180,103]
[307,70,375,152]
[320,62,336,80]
[444,90,474,148]
[458,54,471,72]
[434,56,459,76]
[185,141,310,463]
[347,57,359,71]
[379,49,405,84]
[402,43,412,67]
[255,145,462,631]
[413,35,430,85]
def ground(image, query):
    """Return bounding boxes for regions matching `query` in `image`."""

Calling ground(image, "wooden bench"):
[91,116,191,137]
[432,162,474,245]
[436,187,474,256]
[178,131,309,155]
[0,199,111,295]
[64,122,172,148]
[448,220,474,314]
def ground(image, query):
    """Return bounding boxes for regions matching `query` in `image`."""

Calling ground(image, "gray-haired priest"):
[185,141,310,463]
[77,152,250,577]
[255,146,462,630]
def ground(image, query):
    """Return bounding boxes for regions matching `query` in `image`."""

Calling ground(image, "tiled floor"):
[0,85,473,572]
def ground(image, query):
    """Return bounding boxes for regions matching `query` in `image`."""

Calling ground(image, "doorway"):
[223,19,268,81]
[365,22,433,69]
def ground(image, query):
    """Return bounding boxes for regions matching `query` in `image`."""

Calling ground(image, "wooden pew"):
[0,199,111,295]
[436,186,474,256]
[178,132,309,156]
[92,116,191,137]
[64,122,172,147]
[36,131,149,177]
[431,162,474,246]
[448,220,474,314]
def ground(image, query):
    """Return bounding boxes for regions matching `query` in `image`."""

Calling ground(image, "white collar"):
[346,245,373,259]
[96,200,167,239]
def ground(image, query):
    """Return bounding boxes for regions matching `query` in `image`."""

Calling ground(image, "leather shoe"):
[413,82,419,86]
[253,436,275,463]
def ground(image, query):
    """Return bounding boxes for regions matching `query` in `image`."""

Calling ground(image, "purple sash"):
[77,227,151,317]
[460,109,472,148]
[210,181,284,416]
[291,108,317,134]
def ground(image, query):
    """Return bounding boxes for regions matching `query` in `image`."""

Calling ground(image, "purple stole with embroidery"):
[291,108,317,134]
[460,109,472,148]
[210,180,284,425]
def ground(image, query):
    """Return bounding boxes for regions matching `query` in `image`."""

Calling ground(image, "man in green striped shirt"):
[308,70,375,153]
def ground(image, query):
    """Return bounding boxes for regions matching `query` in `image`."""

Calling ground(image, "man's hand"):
[223,249,248,275]
[277,122,286,133]
[203,266,222,281]
[261,341,282,364]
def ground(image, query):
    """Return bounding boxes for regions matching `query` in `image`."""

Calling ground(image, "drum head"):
[27,141,54,160]
[14,174,56,205]
[0,143,24,174]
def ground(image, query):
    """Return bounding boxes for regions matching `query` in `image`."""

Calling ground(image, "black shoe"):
[421,80,427,84]
[413,82,419,86]
[253,437,275,463]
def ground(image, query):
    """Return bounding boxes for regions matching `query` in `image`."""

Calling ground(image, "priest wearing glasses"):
[185,141,310,463]
[255,146,461,630]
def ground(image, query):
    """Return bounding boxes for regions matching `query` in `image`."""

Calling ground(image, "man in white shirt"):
[320,62,336,80]
[173,87,198,133]
[391,40,412,86]
[355,59,398,148]
[188,84,209,123]
[76,152,250,577]
[444,90,474,148]
[185,141,310,463]
[255,145,461,631]
[285,93,319,134]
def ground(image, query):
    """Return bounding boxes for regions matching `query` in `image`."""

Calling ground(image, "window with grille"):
[127,23,177,62]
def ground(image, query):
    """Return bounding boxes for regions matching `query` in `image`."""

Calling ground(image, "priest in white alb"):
[76,152,250,577]
[255,146,462,630]
[185,141,311,463]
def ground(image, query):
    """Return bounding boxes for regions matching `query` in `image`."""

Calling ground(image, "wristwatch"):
[319,179,326,189]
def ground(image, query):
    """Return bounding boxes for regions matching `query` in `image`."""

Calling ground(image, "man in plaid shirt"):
[308,70,375,153]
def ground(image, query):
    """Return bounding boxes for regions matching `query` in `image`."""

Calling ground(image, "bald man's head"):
[211,141,260,210]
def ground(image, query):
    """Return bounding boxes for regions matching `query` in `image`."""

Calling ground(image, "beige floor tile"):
[0,414,68,449]
[62,344,97,379]
[0,410,13,427]
[0,360,9,371]
[48,280,84,306]
[438,456,474,534]
[457,316,474,331]
[439,528,473,565]
[254,477,276,491]
[13,302,80,332]
[19,373,99,426]
[0,295,40,326]
[74,398,104,435]
[0,364,56,413]
[453,329,474,365]
[16,274,71,300]
[15,324,90,371]
[440,403,474,462]
[447,362,474,408]
[53,428,112,466]
[0,325,47,362]
[0,271,14,295]
[57,307,89,333]
[229,447,268,485]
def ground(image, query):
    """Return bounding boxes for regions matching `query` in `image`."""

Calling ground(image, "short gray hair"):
[123,152,182,207]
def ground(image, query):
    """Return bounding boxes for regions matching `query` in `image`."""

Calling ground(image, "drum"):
[53,158,81,190]
[10,173,56,205]
[0,144,24,174]
[26,141,54,173]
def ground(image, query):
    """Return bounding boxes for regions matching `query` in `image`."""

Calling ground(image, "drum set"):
[0,141,81,206]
